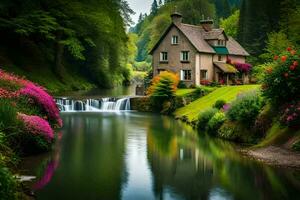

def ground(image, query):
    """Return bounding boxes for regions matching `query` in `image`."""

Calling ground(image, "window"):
[172,36,179,44]
[218,40,225,46]
[200,70,208,80]
[180,51,190,62]
[160,52,168,62]
[180,70,192,81]
[218,55,222,61]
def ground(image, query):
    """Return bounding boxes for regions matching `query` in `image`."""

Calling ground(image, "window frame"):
[218,55,222,61]
[160,52,168,62]
[200,70,208,80]
[181,70,192,81]
[171,35,179,45]
[180,51,190,62]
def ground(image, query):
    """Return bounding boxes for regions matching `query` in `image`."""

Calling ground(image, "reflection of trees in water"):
[146,117,300,200]
[32,113,128,200]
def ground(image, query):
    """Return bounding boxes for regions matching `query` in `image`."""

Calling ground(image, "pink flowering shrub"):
[226,59,252,73]
[0,70,62,128]
[18,113,54,142]
[19,83,62,127]
[0,88,20,98]
[233,63,252,73]
[280,102,300,129]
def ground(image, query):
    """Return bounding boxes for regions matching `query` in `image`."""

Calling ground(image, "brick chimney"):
[200,18,214,32]
[171,12,183,25]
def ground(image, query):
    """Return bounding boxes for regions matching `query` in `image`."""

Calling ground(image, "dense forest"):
[130,0,300,69]
[0,0,134,93]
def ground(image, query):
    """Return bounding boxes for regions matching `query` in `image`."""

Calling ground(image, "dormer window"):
[160,52,168,62]
[172,35,179,45]
[218,40,225,46]
[180,51,190,62]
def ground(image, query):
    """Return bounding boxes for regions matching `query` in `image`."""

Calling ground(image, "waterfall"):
[55,97,131,112]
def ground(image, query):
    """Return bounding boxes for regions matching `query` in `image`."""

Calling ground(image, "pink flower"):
[19,83,62,127]
[18,113,54,142]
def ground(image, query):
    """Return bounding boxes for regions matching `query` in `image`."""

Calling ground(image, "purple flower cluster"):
[280,102,300,129]
[18,113,54,142]
[234,63,252,73]
[19,83,62,127]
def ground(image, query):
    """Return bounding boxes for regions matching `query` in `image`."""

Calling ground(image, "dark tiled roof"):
[202,29,225,40]
[227,36,250,56]
[150,22,249,56]
[177,23,215,53]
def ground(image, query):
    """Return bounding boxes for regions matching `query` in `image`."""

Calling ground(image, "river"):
[20,111,300,200]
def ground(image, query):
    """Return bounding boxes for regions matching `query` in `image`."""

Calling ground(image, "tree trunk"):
[54,32,65,80]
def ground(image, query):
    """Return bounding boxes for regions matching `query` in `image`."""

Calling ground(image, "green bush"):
[292,140,300,151]
[213,99,226,110]
[0,166,19,200]
[197,108,218,131]
[262,48,300,105]
[226,91,262,127]
[0,99,17,130]
[177,81,187,89]
[207,112,226,135]
[218,122,238,140]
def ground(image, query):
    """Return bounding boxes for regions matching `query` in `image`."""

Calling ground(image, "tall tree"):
[151,0,159,15]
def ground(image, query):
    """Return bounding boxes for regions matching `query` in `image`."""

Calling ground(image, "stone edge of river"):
[239,146,300,169]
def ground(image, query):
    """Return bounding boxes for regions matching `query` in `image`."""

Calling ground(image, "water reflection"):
[21,112,300,200]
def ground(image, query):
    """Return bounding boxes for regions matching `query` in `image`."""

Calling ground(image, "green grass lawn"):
[176,89,196,96]
[174,85,261,122]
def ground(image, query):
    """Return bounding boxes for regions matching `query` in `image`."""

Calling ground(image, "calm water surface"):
[21,112,300,200]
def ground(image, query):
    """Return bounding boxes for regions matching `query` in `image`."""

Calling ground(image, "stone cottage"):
[150,12,250,86]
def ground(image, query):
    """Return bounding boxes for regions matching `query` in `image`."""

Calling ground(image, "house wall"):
[228,55,246,63]
[152,26,198,86]
[199,53,214,81]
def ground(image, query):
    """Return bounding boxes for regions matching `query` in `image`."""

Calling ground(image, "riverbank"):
[171,85,300,168]
[241,146,300,168]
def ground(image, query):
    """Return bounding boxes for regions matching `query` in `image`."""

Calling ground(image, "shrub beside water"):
[197,108,218,131]
[226,91,262,127]
[147,71,179,114]
[207,112,226,135]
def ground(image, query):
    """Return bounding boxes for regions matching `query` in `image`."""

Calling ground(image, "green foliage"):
[262,48,300,105]
[177,81,187,89]
[251,63,271,82]
[260,31,292,61]
[207,112,226,135]
[292,140,300,151]
[213,99,226,110]
[148,71,179,113]
[220,10,239,38]
[0,166,19,200]
[0,0,134,88]
[174,85,260,122]
[226,91,262,126]
[197,108,218,131]
[0,99,17,130]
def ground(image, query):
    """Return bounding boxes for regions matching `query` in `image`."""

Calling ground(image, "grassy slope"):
[174,85,261,122]
[176,89,196,96]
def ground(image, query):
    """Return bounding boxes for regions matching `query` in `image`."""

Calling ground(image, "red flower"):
[293,61,298,66]
[266,67,273,74]
[290,65,296,71]
[274,55,279,60]
[281,56,287,62]
[291,50,296,55]
[287,47,292,52]
[284,72,289,78]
